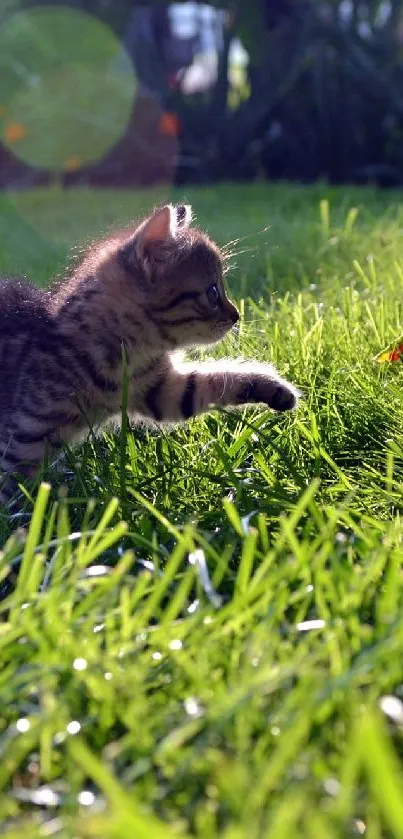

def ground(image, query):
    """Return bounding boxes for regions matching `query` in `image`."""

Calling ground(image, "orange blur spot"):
[64,155,81,171]
[159,111,180,138]
[4,122,27,143]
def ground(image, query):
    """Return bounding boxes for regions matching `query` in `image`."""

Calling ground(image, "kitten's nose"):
[231,308,239,324]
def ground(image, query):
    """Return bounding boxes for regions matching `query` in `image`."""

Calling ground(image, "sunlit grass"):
[1,184,403,837]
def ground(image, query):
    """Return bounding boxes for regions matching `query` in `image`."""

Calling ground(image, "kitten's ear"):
[125,204,193,280]
[176,204,192,228]
[139,204,192,245]
[140,205,175,245]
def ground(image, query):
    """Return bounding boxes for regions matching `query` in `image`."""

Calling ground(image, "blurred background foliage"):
[1,0,403,187]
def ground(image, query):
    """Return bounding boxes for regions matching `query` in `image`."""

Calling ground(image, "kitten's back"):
[0,278,50,409]
[0,277,49,327]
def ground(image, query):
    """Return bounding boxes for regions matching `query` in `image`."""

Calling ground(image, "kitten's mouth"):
[208,322,235,343]
[219,321,236,335]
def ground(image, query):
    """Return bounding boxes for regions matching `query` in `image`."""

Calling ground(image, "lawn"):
[2,182,403,838]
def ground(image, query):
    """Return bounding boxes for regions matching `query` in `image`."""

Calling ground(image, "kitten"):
[0,203,299,506]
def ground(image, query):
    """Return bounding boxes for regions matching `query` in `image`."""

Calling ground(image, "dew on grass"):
[85,565,110,577]
[152,651,163,661]
[379,694,403,724]
[323,777,340,796]
[34,787,60,807]
[14,785,60,806]
[66,720,81,735]
[271,726,280,736]
[94,623,105,633]
[16,718,30,733]
[73,657,87,671]
[353,819,366,835]
[296,619,325,632]
[184,697,203,717]
[137,558,155,571]
[78,790,95,806]
[187,598,200,614]
[169,639,183,651]
[104,671,113,680]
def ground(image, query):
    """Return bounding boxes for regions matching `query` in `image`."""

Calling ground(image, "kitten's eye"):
[206,284,220,309]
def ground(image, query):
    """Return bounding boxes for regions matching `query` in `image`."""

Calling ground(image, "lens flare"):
[0,6,136,172]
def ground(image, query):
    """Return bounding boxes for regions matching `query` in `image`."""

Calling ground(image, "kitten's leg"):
[137,359,299,422]
[0,430,49,508]
[0,406,83,508]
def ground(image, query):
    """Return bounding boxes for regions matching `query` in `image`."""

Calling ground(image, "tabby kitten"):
[0,204,299,505]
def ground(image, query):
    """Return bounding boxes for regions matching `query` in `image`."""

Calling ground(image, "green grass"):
[3,182,403,837]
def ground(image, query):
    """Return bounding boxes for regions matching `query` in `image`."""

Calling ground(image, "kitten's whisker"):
[222,225,271,253]
[222,243,270,269]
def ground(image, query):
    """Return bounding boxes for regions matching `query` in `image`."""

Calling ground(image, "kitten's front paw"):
[252,375,300,412]
[269,382,299,412]
[236,365,300,413]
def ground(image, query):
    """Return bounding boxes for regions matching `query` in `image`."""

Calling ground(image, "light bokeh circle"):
[0,6,136,171]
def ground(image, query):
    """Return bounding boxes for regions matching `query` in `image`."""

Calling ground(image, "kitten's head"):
[117,204,239,348]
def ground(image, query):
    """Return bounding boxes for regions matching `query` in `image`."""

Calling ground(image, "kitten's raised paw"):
[237,372,300,412]
[270,383,299,412]
[253,376,299,412]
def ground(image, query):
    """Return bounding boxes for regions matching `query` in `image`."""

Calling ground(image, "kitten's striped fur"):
[0,204,299,505]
